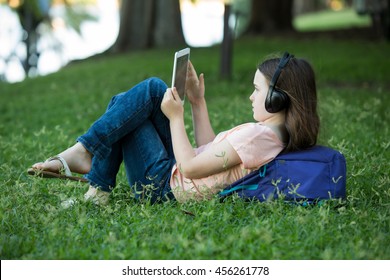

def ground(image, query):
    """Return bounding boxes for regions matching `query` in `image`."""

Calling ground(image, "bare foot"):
[31,142,92,175]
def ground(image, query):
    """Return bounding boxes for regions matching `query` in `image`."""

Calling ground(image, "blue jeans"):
[77,78,176,203]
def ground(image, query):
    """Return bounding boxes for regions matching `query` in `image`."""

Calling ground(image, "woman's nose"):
[249,91,255,101]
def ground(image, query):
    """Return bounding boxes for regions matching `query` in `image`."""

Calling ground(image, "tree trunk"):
[112,0,185,52]
[294,0,326,15]
[220,4,233,80]
[153,0,185,47]
[112,0,154,51]
[246,0,294,34]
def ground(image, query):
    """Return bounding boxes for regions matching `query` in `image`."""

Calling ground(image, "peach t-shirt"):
[170,122,285,203]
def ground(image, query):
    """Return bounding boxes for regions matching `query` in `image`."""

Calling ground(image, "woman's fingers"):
[171,87,181,101]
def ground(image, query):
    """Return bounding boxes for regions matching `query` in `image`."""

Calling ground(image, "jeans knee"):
[147,77,168,95]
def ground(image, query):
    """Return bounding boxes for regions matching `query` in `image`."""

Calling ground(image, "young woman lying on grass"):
[28,52,320,205]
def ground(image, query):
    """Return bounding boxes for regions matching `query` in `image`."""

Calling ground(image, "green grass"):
[0,36,389,260]
[293,8,371,31]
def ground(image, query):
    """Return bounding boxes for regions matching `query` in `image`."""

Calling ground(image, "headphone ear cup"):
[265,89,289,113]
[264,51,294,114]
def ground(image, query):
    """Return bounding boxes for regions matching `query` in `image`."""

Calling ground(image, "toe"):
[31,159,62,172]
[31,162,44,169]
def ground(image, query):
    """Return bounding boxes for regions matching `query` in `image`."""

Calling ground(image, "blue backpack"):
[220,145,346,204]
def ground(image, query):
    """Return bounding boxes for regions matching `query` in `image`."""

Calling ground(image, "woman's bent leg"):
[84,141,122,192]
[82,88,126,192]
[121,120,175,203]
[79,77,174,202]
[77,78,168,160]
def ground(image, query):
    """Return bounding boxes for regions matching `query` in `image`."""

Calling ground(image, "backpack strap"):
[219,165,267,196]
[219,184,258,196]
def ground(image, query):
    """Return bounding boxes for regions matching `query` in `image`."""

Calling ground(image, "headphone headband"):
[265,52,294,113]
[268,52,294,92]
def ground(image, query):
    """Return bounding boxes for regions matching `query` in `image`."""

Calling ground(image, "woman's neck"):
[262,112,288,144]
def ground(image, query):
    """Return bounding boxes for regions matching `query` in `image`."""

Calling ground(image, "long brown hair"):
[258,55,320,152]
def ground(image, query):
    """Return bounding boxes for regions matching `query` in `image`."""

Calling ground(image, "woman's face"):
[249,70,273,122]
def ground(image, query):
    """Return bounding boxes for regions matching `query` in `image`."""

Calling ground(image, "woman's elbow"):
[180,169,202,180]
[179,164,206,179]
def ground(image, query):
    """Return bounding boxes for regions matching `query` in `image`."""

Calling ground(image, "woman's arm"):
[186,61,215,147]
[161,88,241,179]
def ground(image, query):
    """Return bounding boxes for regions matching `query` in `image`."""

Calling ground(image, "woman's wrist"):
[190,96,206,108]
[168,114,185,126]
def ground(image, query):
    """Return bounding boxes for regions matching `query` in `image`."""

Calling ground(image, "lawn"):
[293,8,371,31]
[0,36,389,260]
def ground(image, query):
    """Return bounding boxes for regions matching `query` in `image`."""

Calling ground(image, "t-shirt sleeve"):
[225,123,284,169]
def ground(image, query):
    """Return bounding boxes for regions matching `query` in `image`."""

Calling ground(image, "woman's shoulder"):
[231,122,285,145]
[232,122,275,134]
[215,122,279,144]
[225,123,285,169]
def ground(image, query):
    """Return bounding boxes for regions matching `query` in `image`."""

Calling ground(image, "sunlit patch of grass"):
[293,8,371,31]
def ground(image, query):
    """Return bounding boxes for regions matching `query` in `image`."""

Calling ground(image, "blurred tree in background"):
[245,0,294,34]
[354,0,390,38]
[245,0,389,38]
[0,0,96,77]
[111,0,185,52]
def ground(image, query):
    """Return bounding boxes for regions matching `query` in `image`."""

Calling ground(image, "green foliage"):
[2,0,97,34]
[62,3,98,34]
[0,37,389,259]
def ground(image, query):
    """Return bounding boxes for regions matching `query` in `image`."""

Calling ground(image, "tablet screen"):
[172,48,190,102]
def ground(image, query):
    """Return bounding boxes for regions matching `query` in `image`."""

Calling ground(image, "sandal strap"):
[46,156,72,177]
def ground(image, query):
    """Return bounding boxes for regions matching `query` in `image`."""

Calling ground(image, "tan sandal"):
[27,155,88,183]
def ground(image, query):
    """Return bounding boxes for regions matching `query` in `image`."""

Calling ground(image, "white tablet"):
[171,48,190,103]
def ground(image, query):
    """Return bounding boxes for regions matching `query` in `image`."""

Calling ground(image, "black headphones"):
[265,52,294,113]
